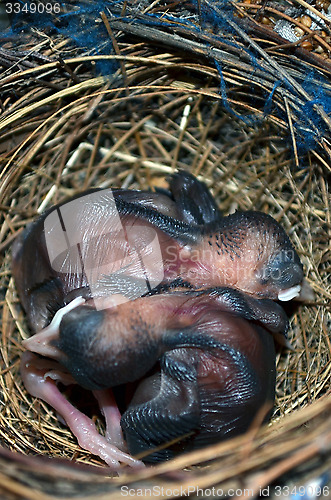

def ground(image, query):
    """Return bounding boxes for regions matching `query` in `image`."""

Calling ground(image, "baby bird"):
[21,287,287,465]
[13,171,302,468]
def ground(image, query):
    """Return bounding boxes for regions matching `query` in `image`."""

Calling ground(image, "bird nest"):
[0,1,330,498]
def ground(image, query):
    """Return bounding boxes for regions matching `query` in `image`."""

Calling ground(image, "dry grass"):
[0,1,330,498]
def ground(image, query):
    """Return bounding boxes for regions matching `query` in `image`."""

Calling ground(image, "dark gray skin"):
[12,171,304,333]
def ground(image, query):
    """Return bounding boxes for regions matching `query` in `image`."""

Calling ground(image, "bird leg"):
[20,351,143,470]
[93,388,127,450]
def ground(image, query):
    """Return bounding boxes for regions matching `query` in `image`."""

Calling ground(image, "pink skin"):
[93,389,125,450]
[21,351,142,470]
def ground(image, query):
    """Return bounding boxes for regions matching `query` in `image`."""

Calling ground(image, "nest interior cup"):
[0,1,330,498]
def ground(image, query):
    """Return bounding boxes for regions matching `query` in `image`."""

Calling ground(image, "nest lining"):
[0,1,330,498]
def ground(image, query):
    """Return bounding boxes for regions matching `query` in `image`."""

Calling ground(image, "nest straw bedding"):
[0,1,330,498]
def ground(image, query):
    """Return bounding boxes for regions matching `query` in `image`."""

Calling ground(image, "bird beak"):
[278,284,302,301]
[277,279,315,302]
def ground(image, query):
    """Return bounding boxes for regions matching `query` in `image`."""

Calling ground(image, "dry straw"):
[0,1,330,498]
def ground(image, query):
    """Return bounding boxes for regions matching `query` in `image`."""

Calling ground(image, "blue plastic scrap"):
[5,0,331,153]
